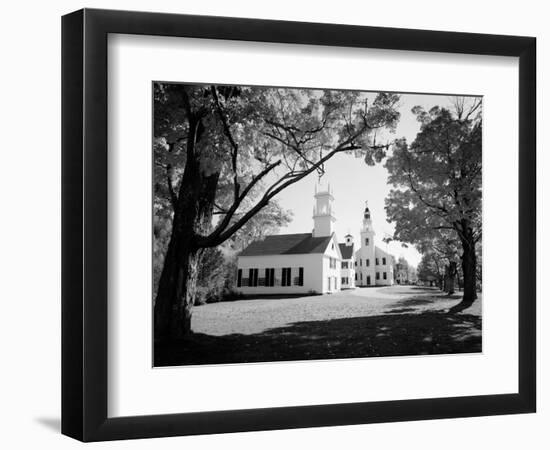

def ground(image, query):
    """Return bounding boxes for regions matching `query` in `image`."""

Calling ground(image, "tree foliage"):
[385,98,482,311]
[153,83,402,338]
[155,84,401,248]
[385,103,482,244]
[417,252,443,285]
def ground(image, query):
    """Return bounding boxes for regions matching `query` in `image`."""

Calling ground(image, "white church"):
[236,184,394,295]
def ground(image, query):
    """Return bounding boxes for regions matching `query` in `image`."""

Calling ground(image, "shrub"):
[194,286,210,306]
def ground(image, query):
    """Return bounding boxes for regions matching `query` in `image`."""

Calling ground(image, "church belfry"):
[361,200,375,247]
[312,183,336,237]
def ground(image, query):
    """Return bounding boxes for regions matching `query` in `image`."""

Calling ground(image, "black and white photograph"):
[152,83,482,367]
[0,0,542,446]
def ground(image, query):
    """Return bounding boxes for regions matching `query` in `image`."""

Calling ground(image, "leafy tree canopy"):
[154,84,401,247]
[385,100,482,248]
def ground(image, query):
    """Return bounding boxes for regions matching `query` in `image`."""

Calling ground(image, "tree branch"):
[211,86,240,202]
[202,160,282,243]
[200,138,363,248]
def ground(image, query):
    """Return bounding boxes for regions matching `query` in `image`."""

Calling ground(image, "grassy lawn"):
[155,286,481,367]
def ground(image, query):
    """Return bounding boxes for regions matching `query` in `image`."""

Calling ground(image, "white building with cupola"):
[354,202,394,287]
[236,183,393,295]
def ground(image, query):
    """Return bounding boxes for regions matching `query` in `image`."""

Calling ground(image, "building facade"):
[339,234,355,289]
[236,186,393,295]
[236,184,342,295]
[354,202,394,287]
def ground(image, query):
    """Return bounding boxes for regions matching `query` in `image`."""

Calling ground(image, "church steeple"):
[362,200,373,233]
[364,201,371,220]
[312,183,336,237]
[360,200,375,251]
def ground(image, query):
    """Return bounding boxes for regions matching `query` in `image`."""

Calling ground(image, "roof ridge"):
[239,232,332,256]
[263,232,312,238]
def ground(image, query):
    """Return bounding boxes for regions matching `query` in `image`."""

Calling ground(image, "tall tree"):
[385,99,482,313]
[394,256,409,283]
[417,252,443,286]
[154,84,401,339]
[416,231,461,294]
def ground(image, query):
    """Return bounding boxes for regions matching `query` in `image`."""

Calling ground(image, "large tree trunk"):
[444,261,457,295]
[154,236,201,340]
[448,223,477,314]
[154,126,220,340]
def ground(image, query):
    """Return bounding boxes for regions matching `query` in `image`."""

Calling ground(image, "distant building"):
[236,184,393,295]
[396,261,417,285]
[354,202,394,287]
[339,234,356,289]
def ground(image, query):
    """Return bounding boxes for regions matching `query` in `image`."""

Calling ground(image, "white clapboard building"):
[354,202,394,287]
[236,184,393,295]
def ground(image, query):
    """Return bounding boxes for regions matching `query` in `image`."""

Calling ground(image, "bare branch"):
[203,160,282,243]
[201,136,367,247]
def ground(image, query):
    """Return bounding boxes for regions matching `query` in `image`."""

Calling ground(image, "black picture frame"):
[62,8,536,442]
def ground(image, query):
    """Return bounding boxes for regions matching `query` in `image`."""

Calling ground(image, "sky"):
[267,92,475,268]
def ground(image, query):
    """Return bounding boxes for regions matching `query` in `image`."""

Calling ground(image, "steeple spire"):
[364,200,371,220]
[362,199,373,233]
[312,182,336,237]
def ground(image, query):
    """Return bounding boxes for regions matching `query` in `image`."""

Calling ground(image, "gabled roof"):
[239,233,333,257]
[338,243,354,260]
[374,246,394,260]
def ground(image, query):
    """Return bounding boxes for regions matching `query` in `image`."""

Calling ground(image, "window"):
[342,261,348,269]
[329,257,338,269]
[355,273,357,281]
[366,259,370,267]
[365,237,369,245]
[360,272,363,280]
[249,268,259,287]
[282,267,292,286]
[237,269,242,287]
[341,277,346,285]
[382,257,386,265]
[265,268,275,287]
[376,272,380,280]
[294,267,304,286]
[354,260,357,267]
[376,258,379,265]
[360,258,362,266]
[383,272,387,280]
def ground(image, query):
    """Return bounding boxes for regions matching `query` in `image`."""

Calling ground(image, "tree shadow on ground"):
[155,312,481,367]
[387,291,463,312]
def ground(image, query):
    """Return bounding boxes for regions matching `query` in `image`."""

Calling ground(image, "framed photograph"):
[62,8,536,442]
